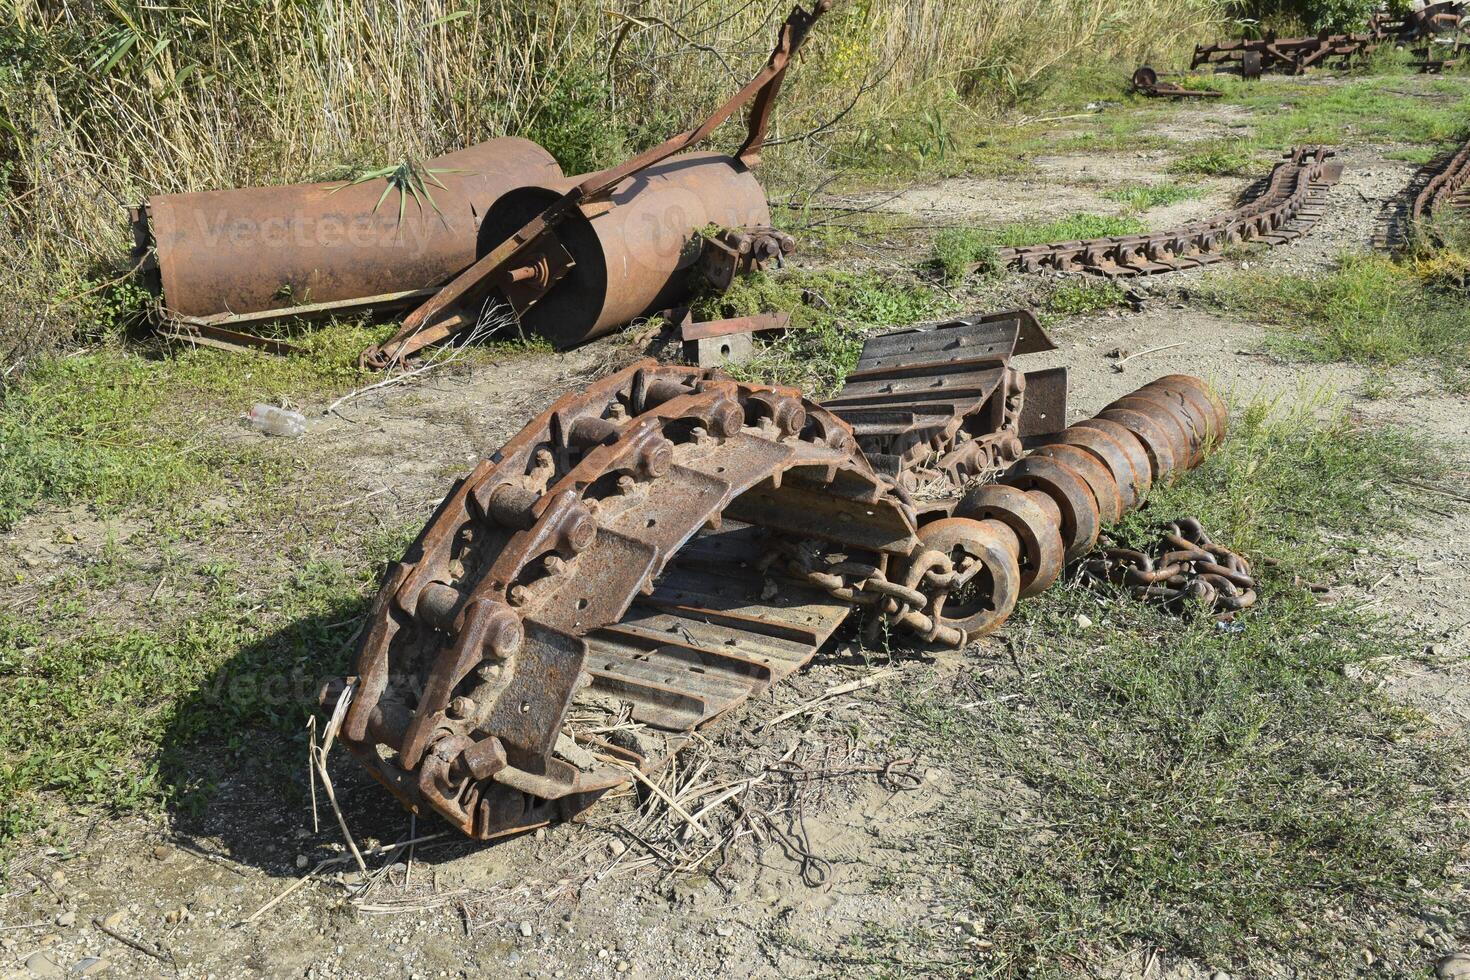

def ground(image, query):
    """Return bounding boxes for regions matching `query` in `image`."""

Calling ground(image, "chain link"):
[1078,517,1258,621]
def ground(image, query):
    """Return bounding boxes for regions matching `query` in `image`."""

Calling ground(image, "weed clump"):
[1201,252,1470,390]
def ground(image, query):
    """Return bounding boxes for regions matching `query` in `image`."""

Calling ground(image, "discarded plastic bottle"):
[247,403,306,437]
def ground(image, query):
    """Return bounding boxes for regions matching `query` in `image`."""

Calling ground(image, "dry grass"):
[1,0,1226,362]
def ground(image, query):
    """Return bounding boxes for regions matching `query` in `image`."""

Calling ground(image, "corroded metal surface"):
[363,3,830,368]
[997,147,1342,278]
[135,139,563,321]
[1130,66,1222,99]
[327,335,1227,839]
[1412,136,1470,236]
[1079,517,1257,620]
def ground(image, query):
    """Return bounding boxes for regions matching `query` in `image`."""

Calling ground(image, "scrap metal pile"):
[1191,2,1466,77]
[997,147,1342,277]
[324,316,1229,837]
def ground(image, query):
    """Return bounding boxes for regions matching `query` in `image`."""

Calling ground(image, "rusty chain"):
[1077,517,1257,621]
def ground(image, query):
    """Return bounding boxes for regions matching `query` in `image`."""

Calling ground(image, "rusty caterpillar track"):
[329,334,1228,839]
[1412,136,1470,238]
[996,147,1341,278]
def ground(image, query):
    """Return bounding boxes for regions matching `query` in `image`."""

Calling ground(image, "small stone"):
[1438,952,1470,979]
[73,958,111,976]
[534,828,546,842]
[23,952,64,978]
[151,846,170,862]
[54,911,76,928]
[615,962,629,974]
[295,855,309,869]
[598,949,609,960]
[518,921,532,938]
[1210,972,1232,980]
[1075,614,1093,629]
[50,871,66,887]
[101,912,124,931]
[1429,643,1448,657]
[715,924,733,938]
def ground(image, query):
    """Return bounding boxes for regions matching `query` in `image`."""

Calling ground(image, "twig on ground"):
[759,669,896,730]
[1115,342,1187,365]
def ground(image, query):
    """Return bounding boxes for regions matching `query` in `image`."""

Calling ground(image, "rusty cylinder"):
[476,151,771,349]
[136,138,564,318]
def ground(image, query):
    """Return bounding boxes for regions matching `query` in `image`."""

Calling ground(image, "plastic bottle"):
[247,403,306,437]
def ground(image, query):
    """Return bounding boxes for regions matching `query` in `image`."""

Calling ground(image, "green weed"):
[1047,279,1127,316]
[1200,252,1470,389]
[1103,182,1203,211]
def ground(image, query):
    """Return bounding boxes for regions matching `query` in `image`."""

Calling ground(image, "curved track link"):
[330,355,1228,839]
[997,147,1341,278]
[1412,136,1470,237]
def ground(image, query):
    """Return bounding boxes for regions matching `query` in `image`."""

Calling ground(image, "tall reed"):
[0,0,1226,361]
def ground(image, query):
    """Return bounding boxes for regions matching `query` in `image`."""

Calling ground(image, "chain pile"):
[1078,517,1257,621]
[995,148,1341,278]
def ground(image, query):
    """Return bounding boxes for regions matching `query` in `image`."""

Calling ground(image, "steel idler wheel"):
[1133,383,1217,459]
[998,456,1101,563]
[916,517,1022,637]
[1069,419,1154,500]
[1107,393,1201,468]
[1049,425,1145,509]
[953,484,1065,598]
[1030,444,1125,523]
[1096,407,1179,484]
[1145,375,1228,440]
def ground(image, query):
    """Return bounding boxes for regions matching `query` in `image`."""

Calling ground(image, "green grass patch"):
[1170,141,1263,178]
[823,404,1465,976]
[1046,279,1127,317]
[0,525,416,844]
[697,269,949,396]
[1199,252,1470,390]
[1102,182,1203,211]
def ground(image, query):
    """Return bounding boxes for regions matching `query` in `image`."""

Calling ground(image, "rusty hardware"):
[678,311,793,369]
[823,310,1064,493]
[361,3,831,369]
[132,139,564,333]
[996,147,1342,278]
[326,316,1228,838]
[1130,66,1222,100]
[1078,517,1257,621]
[1191,32,1381,76]
[1412,135,1470,240]
[699,227,797,292]
[1192,4,1464,77]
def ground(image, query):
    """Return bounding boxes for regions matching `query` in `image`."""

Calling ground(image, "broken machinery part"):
[996,147,1341,277]
[132,138,564,333]
[359,2,831,369]
[324,325,1228,840]
[1130,66,1222,99]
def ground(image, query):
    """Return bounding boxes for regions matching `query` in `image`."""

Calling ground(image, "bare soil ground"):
[3,77,1469,980]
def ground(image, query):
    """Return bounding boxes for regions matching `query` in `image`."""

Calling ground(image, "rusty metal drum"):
[476,151,771,349]
[137,137,563,318]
